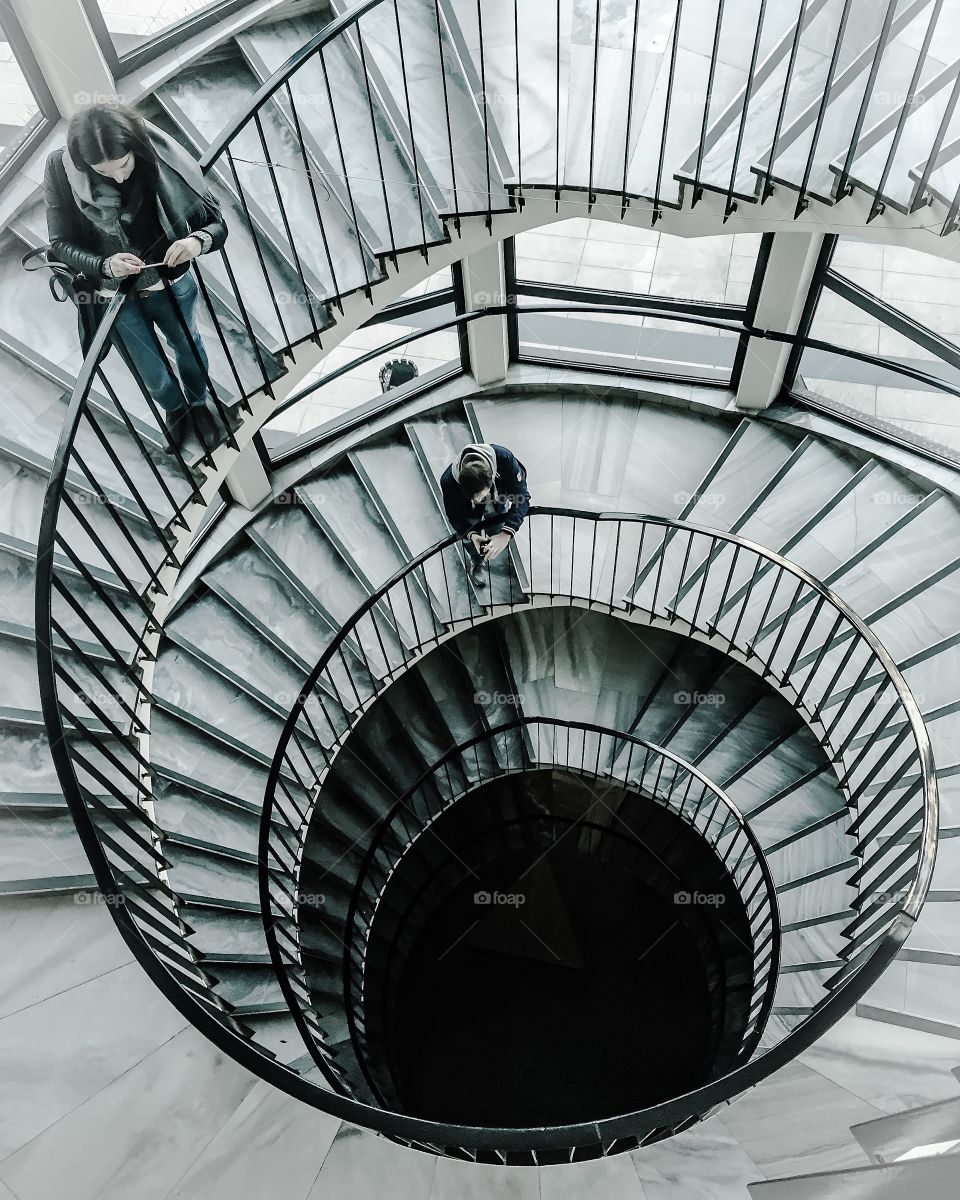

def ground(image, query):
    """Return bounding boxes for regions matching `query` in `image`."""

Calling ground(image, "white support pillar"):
[225,438,272,510]
[735,232,825,411]
[10,0,116,119]
[460,240,509,387]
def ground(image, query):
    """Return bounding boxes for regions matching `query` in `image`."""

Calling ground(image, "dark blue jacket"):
[440,444,530,536]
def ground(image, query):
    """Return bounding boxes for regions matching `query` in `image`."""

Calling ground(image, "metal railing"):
[32,0,945,1164]
[330,717,779,1112]
[259,504,937,1154]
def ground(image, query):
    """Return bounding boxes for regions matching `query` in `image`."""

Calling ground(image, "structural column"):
[9,0,115,119]
[460,240,510,387]
[225,438,272,510]
[736,232,825,411]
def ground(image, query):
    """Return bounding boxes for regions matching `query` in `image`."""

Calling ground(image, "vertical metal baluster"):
[433,0,460,222]
[400,574,422,652]
[722,0,768,220]
[475,0,493,224]
[607,518,623,611]
[513,0,523,202]
[742,561,782,659]
[550,512,556,596]
[587,0,601,208]
[832,0,899,201]
[691,0,726,206]
[688,536,716,633]
[669,530,696,624]
[781,595,828,691]
[652,0,684,224]
[867,0,945,223]
[555,0,561,211]
[587,518,599,607]
[910,65,960,212]
[96,371,197,511]
[708,542,741,636]
[793,0,855,218]
[942,181,960,236]
[760,576,806,681]
[282,80,336,333]
[222,146,285,389]
[650,523,671,619]
[760,0,809,200]
[319,46,373,298]
[250,111,301,348]
[620,0,642,217]
[728,555,764,651]
[569,516,577,602]
[392,0,430,256]
[197,244,265,404]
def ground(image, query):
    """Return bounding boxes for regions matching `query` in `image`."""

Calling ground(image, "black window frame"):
[504,233,772,391]
[79,0,260,76]
[787,233,960,387]
[0,0,59,191]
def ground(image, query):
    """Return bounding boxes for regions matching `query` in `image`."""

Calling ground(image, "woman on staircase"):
[43,102,228,451]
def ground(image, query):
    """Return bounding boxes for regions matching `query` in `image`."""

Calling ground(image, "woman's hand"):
[163,236,203,268]
[107,252,145,278]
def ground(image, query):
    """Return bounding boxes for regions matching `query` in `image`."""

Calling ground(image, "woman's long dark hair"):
[67,103,158,185]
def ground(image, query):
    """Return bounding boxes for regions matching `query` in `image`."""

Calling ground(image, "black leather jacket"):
[43,149,227,285]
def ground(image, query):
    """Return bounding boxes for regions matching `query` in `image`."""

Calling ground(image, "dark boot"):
[193,401,226,450]
[164,406,189,453]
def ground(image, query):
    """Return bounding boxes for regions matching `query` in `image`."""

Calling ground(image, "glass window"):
[0,5,53,172]
[796,241,960,455]
[0,29,39,162]
[264,302,462,446]
[517,303,739,384]
[831,240,960,351]
[88,0,247,61]
[514,218,759,307]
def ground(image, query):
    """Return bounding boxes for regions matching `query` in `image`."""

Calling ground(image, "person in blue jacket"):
[439,442,530,586]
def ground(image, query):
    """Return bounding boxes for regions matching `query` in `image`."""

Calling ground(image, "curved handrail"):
[259,503,937,1153]
[336,716,781,1104]
[267,506,934,911]
[32,0,945,1160]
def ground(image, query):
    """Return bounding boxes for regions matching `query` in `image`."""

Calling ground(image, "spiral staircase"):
[3,0,960,1196]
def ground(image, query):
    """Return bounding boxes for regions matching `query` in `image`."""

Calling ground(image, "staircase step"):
[236,10,444,253]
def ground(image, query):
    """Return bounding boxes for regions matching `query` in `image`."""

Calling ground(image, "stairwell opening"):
[328,768,757,1128]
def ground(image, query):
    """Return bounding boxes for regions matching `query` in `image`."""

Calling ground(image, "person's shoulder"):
[44,147,66,177]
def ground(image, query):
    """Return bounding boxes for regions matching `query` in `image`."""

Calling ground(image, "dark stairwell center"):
[342,769,757,1128]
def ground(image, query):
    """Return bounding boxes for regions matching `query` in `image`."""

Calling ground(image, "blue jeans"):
[113,273,209,414]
